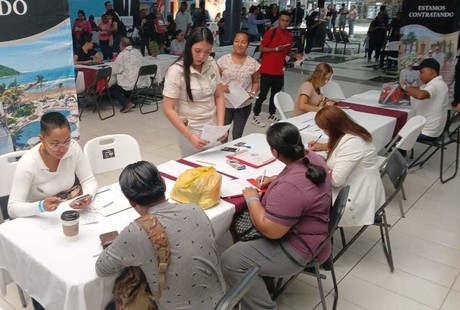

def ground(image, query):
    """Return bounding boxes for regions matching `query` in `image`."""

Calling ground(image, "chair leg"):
[334,226,368,263]
[440,133,460,184]
[401,184,407,200]
[379,211,394,272]
[97,90,115,120]
[328,254,339,310]
[339,227,346,248]
[397,194,405,218]
[139,84,159,114]
[408,144,438,169]
[314,261,327,310]
[17,285,27,308]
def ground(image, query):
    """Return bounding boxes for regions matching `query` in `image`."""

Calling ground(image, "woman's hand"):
[256,175,273,189]
[325,99,336,106]
[217,131,228,142]
[221,83,230,93]
[43,197,63,212]
[308,141,328,151]
[188,134,209,149]
[69,195,93,210]
[243,187,261,200]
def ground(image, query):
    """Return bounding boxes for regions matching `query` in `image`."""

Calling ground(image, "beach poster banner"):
[399,0,460,102]
[0,0,78,155]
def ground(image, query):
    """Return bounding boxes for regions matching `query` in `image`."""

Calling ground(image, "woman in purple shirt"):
[221,122,332,309]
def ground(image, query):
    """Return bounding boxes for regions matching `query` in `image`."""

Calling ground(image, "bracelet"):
[38,200,45,212]
[246,196,260,205]
[402,84,408,91]
[275,47,279,52]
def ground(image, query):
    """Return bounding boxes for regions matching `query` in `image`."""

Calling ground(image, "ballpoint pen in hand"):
[312,134,323,147]
[258,170,266,189]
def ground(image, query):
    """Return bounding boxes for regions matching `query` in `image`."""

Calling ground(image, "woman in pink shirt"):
[72,10,92,46]
[98,14,113,60]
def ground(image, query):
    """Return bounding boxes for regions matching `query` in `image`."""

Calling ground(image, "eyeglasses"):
[43,138,71,151]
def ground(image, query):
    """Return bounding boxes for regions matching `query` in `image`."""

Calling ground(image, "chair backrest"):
[339,30,349,43]
[326,29,334,41]
[313,185,350,257]
[396,115,426,151]
[139,64,158,77]
[383,151,407,196]
[95,66,112,80]
[0,150,27,222]
[274,92,295,120]
[321,80,345,101]
[386,41,400,52]
[333,31,342,42]
[214,267,259,310]
[447,112,460,135]
[83,134,142,174]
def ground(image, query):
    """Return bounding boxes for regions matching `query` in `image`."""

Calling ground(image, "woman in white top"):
[170,30,186,55]
[217,31,260,140]
[8,112,97,218]
[293,62,335,116]
[163,27,226,157]
[308,106,385,227]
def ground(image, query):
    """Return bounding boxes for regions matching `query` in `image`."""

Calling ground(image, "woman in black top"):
[73,37,103,65]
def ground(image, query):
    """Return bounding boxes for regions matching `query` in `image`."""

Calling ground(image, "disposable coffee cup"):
[61,210,80,240]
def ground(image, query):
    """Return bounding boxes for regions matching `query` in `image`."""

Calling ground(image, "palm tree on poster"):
[402,31,417,53]
[58,82,64,98]
[36,75,45,99]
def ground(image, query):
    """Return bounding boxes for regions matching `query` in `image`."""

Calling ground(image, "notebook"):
[227,150,276,168]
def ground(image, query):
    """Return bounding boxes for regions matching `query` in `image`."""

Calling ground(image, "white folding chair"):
[377,115,426,217]
[0,150,28,308]
[321,80,345,101]
[274,92,295,120]
[83,134,142,174]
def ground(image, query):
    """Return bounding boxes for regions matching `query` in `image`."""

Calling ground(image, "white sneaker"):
[252,115,266,127]
[268,114,280,124]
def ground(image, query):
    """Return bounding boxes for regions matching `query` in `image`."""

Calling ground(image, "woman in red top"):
[72,10,92,45]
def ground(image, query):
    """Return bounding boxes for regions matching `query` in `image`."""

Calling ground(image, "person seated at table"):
[8,112,97,219]
[293,62,335,116]
[163,27,226,157]
[221,122,331,309]
[73,36,103,65]
[400,58,449,143]
[217,31,260,140]
[96,161,225,309]
[308,106,385,227]
[110,37,142,113]
[170,30,186,55]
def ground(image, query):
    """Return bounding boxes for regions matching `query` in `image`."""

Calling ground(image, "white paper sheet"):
[224,81,251,108]
[220,179,254,198]
[158,160,194,178]
[200,124,232,143]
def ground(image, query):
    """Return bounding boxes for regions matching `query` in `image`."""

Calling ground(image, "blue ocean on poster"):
[0,67,75,88]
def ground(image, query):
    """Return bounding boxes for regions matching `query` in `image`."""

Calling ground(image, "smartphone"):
[221,147,238,152]
[72,194,91,204]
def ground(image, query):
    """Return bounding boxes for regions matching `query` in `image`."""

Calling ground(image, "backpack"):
[153,17,167,34]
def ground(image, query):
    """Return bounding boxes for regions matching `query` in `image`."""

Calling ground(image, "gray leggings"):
[221,238,308,310]
[224,104,252,140]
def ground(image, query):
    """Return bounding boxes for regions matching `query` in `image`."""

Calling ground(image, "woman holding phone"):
[8,112,97,218]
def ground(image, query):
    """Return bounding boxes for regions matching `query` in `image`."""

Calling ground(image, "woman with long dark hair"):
[309,106,385,227]
[293,62,335,115]
[162,27,226,156]
[221,122,331,309]
[106,9,127,53]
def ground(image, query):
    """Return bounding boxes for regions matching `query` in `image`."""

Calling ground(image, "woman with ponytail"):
[309,106,385,227]
[221,122,332,309]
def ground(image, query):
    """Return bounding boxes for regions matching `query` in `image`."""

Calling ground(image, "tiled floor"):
[3,26,460,310]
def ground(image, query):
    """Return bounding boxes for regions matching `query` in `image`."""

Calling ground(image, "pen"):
[37,187,44,194]
[96,188,110,195]
[101,201,114,209]
[259,170,266,188]
[312,134,323,146]
[196,160,216,166]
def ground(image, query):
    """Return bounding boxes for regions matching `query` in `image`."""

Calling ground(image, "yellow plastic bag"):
[170,166,222,209]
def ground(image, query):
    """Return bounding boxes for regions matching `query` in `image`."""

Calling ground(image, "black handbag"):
[234,209,262,241]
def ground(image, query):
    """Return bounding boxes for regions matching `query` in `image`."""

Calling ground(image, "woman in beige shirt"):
[293,62,335,116]
[163,27,226,156]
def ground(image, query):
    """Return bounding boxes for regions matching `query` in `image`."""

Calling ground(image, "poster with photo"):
[0,0,78,155]
[400,0,460,102]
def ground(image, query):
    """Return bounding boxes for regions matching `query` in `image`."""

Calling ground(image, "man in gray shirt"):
[96,161,225,309]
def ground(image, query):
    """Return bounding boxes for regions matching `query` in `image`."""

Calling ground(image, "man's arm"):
[400,82,430,100]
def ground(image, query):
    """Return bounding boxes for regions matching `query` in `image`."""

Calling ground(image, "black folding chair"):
[129,64,159,114]
[214,267,259,310]
[409,112,460,184]
[79,67,115,121]
[335,152,408,272]
[269,186,350,310]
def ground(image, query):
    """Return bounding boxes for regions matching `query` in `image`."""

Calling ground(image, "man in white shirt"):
[110,37,143,113]
[400,58,449,142]
[432,46,446,66]
[175,1,192,36]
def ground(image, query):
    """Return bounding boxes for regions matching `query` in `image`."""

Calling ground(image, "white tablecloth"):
[344,90,417,118]
[285,109,397,153]
[0,173,234,309]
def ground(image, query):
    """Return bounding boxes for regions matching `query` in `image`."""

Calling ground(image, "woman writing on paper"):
[221,122,331,309]
[163,27,226,157]
[217,31,260,140]
[8,112,97,219]
[293,62,335,116]
[308,106,385,227]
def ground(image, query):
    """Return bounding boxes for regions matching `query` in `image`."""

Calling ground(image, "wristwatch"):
[401,84,408,91]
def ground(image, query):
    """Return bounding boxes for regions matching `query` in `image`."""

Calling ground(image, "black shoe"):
[120,102,135,113]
